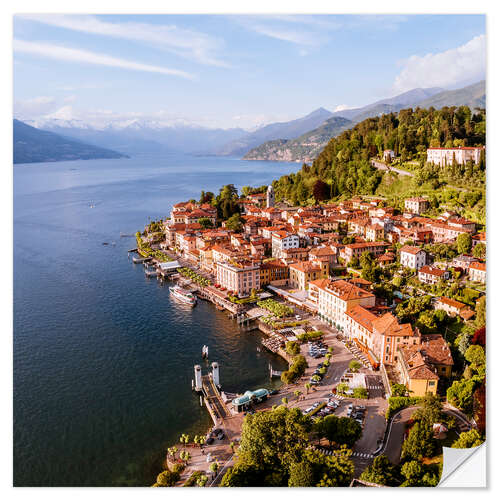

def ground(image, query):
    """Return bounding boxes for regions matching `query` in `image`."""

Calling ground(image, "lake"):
[13,152,300,486]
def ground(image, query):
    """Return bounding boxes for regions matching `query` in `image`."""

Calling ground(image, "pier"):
[132,256,152,264]
[193,362,233,425]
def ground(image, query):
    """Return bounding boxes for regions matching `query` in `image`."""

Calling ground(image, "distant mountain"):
[215,107,334,157]
[244,82,485,163]
[415,80,485,110]
[13,119,127,164]
[30,118,248,156]
[243,116,352,162]
[333,87,444,122]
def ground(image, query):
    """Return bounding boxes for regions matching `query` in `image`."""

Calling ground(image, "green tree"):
[155,469,180,487]
[400,460,424,487]
[198,217,214,229]
[349,360,362,373]
[281,397,289,407]
[360,455,402,486]
[237,406,312,475]
[288,461,315,486]
[220,463,264,487]
[167,446,178,461]
[465,345,485,371]
[391,383,407,397]
[475,296,486,329]
[196,474,209,487]
[336,382,349,394]
[447,379,476,415]
[179,433,190,449]
[286,341,300,356]
[452,429,484,449]
[401,421,435,461]
[457,233,472,255]
[305,383,312,394]
[225,213,243,232]
[294,390,302,402]
[472,243,486,259]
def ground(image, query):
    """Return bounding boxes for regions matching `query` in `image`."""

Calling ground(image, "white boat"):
[202,345,209,358]
[169,285,197,306]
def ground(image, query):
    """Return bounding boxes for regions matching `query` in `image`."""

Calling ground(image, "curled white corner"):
[438,443,486,487]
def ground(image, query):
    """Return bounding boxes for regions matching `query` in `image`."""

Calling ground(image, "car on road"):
[206,437,214,445]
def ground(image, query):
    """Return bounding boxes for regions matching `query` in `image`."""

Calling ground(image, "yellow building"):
[259,259,290,286]
[396,334,453,396]
[289,260,328,291]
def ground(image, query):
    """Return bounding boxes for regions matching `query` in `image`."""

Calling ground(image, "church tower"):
[266,184,275,208]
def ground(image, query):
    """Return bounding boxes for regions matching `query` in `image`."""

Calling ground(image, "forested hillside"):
[272,106,485,206]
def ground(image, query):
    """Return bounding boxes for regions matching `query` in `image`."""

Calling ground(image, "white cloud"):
[14,96,59,118]
[248,24,324,46]
[237,15,407,47]
[393,34,486,93]
[18,14,229,68]
[13,39,194,79]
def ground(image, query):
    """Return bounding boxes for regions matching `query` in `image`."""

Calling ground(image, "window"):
[428,381,435,386]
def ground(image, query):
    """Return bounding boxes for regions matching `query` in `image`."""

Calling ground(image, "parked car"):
[206,437,214,445]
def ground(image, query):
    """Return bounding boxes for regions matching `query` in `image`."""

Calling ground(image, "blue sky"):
[13,14,486,129]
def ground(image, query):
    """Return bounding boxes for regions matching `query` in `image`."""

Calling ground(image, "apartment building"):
[216,260,261,297]
[400,245,427,270]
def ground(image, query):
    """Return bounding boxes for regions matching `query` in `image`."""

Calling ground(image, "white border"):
[2,1,498,499]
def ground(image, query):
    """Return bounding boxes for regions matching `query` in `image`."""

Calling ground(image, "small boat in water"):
[202,345,209,359]
[169,285,197,306]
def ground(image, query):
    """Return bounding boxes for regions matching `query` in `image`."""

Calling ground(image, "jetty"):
[132,256,152,264]
[193,363,231,424]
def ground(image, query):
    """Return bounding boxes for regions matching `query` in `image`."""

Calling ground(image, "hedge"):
[353,387,368,399]
[386,396,422,419]
[309,402,327,417]
[296,331,324,342]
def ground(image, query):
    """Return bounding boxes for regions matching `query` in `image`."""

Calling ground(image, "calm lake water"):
[13,152,300,486]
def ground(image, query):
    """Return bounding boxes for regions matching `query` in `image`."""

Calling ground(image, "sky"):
[13,14,486,130]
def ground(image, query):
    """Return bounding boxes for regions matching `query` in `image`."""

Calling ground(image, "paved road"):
[370,159,414,177]
[381,404,474,465]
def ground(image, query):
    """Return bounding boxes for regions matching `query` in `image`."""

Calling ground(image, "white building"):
[426,147,484,166]
[404,197,430,215]
[271,231,299,258]
[400,245,427,270]
[311,279,376,331]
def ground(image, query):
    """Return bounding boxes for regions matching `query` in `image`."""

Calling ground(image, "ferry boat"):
[169,285,197,306]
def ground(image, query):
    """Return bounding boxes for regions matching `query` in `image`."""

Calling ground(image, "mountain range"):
[17,80,485,164]
[243,80,485,162]
[13,119,127,164]
[25,117,248,156]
